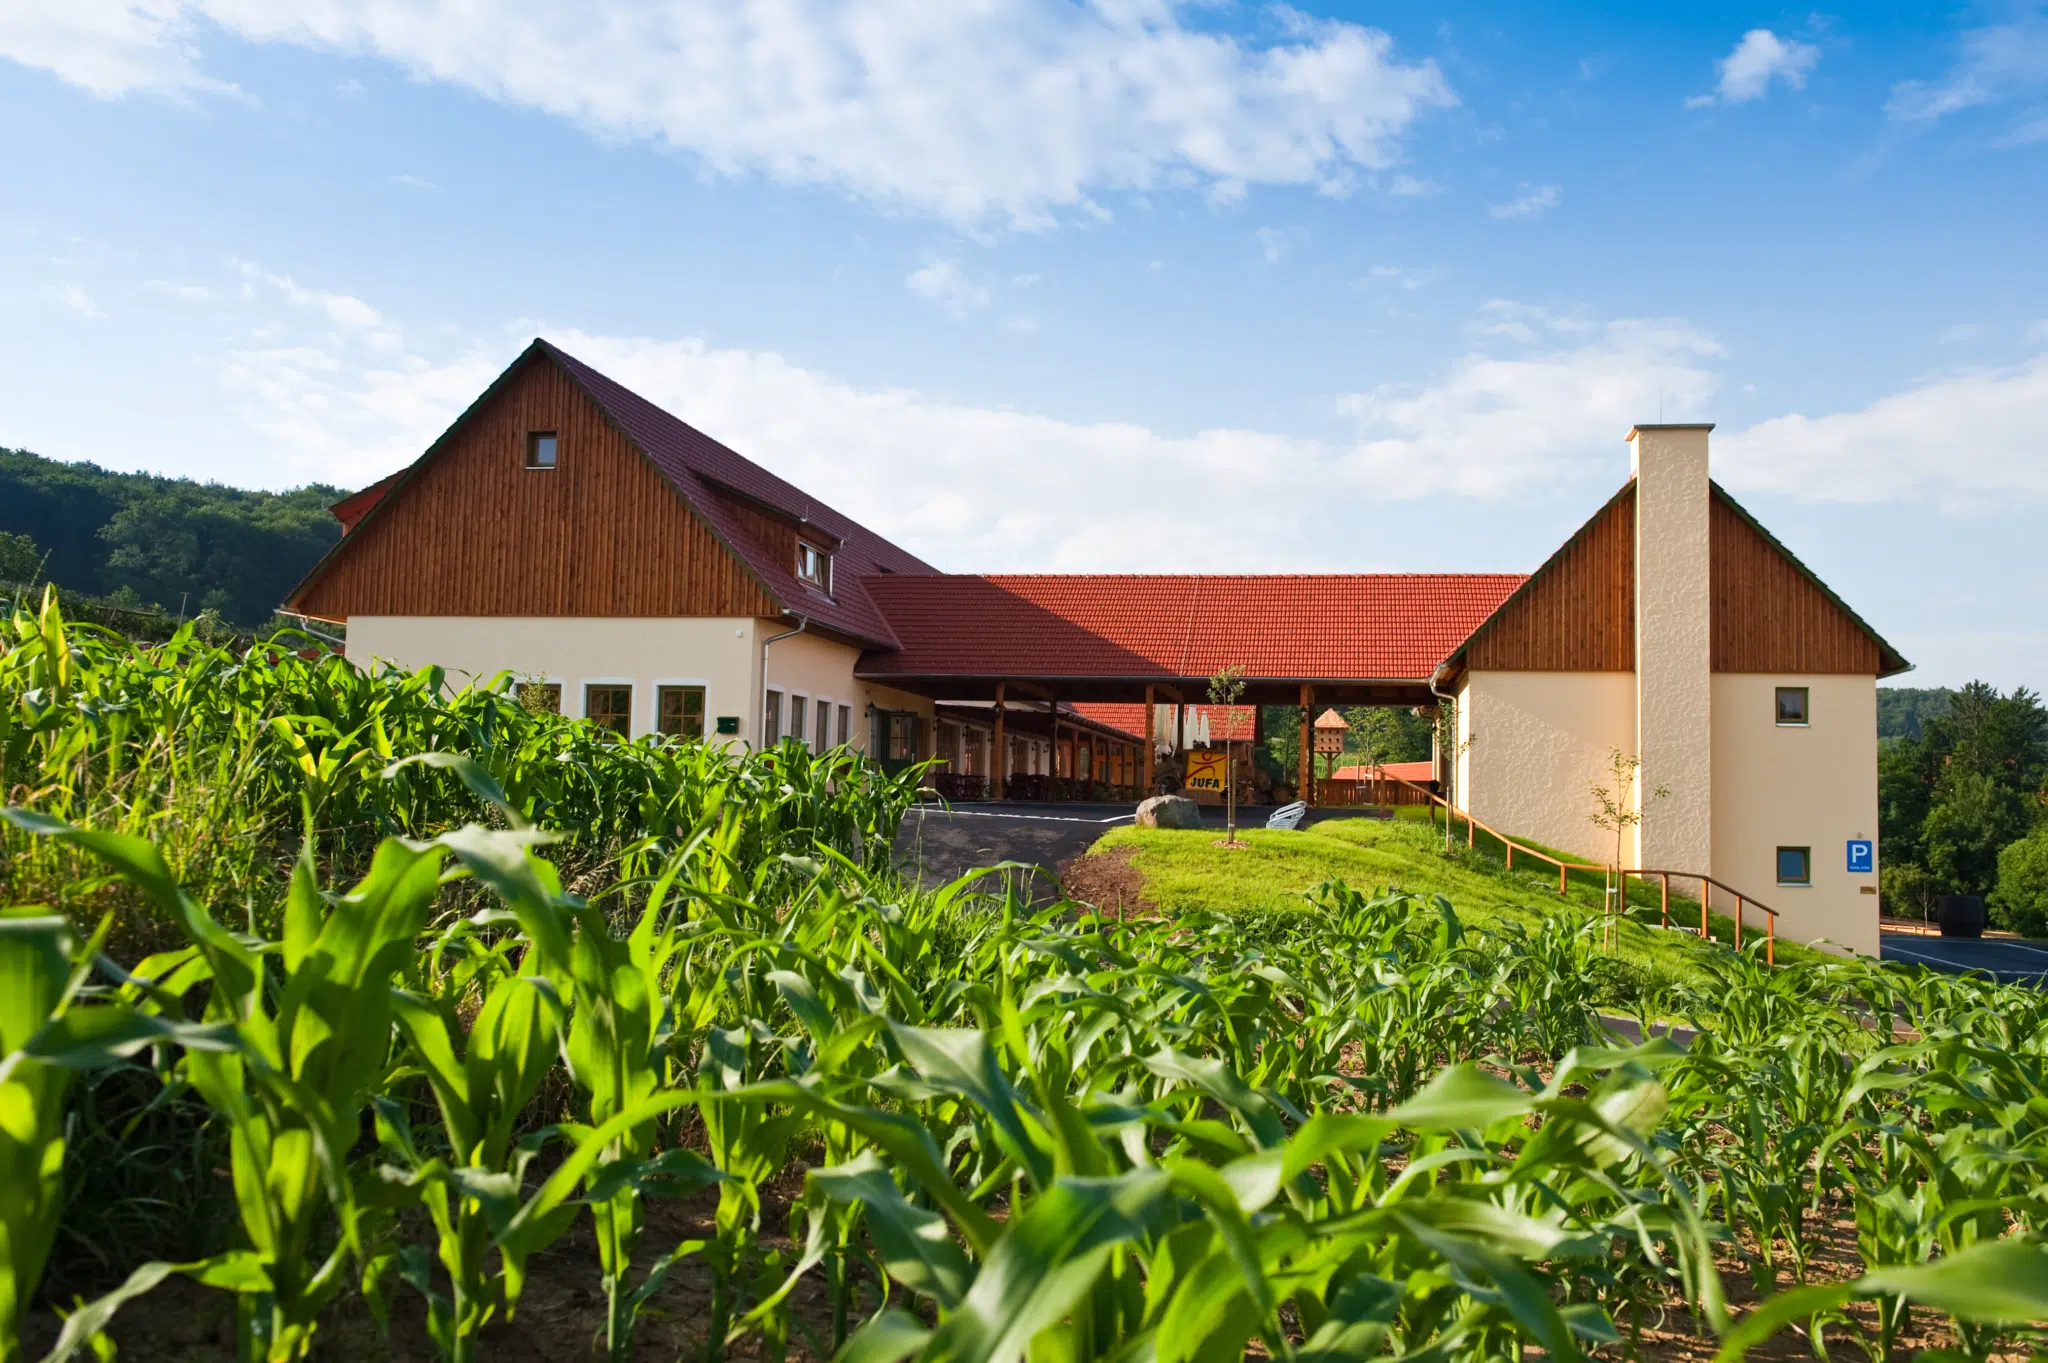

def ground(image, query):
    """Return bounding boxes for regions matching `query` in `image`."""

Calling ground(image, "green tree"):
[1991,826,2048,937]
[1877,737,1935,868]
[1922,768,2032,898]
[0,530,40,584]
[1208,664,1247,844]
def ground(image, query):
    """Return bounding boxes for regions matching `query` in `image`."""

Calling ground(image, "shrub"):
[1990,824,2048,937]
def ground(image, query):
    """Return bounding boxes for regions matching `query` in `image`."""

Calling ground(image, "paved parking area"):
[1880,932,2048,985]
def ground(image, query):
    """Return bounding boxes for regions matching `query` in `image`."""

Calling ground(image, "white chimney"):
[1629,424,1714,873]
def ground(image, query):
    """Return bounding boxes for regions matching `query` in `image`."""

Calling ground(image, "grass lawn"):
[1088,807,1833,986]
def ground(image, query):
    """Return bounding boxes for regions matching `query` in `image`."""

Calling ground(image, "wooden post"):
[1048,696,1059,802]
[1660,873,1670,930]
[993,683,1007,802]
[1142,685,1155,799]
[1734,895,1743,952]
[1700,880,1709,940]
[1298,685,1313,806]
[1559,862,1567,897]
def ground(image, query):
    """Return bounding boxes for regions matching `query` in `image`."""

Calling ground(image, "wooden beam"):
[1299,684,1313,807]
[993,683,1007,802]
[1048,696,1060,802]
[1143,685,1155,799]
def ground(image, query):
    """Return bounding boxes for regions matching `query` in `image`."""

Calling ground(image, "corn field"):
[4,589,2048,1362]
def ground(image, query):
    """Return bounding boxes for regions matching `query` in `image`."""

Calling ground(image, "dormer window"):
[526,432,557,469]
[796,540,831,591]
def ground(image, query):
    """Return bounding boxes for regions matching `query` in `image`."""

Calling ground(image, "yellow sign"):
[1184,750,1228,792]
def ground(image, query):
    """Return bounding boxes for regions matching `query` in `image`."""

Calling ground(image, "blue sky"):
[3,3,2045,687]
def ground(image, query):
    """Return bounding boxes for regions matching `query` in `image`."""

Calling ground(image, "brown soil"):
[22,1178,845,1362]
[1057,843,1153,919]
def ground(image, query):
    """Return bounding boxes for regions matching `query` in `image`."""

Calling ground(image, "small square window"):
[516,681,561,714]
[1775,686,1809,726]
[1776,846,1811,886]
[790,695,808,749]
[763,690,783,744]
[526,431,558,469]
[585,684,631,736]
[795,540,830,590]
[657,685,705,739]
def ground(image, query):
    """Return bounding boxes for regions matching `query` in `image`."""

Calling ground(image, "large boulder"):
[1135,794,1204,830]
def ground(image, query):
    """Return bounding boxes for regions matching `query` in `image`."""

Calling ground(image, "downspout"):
[760,611,807,747]
[1430,661,1458,852]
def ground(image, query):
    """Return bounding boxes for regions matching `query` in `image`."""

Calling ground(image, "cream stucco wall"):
[1459,670,1639,865]
[1711,674,1880,958]
[1631,426,1714,873]
[344,615,933,752]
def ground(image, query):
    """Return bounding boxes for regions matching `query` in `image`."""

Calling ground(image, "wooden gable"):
[1466,484,1635,671]
[291,356,780,621]
[1709,490,1887,674]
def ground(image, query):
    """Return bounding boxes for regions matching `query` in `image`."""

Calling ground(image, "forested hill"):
[1878,686,1955,741]
[0,447,346,626]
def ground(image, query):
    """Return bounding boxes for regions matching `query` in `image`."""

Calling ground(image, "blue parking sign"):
[1846,839,1873,874]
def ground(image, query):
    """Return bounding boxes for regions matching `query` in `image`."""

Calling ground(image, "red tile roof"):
[542,343,935,648]
[1069,703,1256,741]
[857,573,1526,682]
[318,340,935,649]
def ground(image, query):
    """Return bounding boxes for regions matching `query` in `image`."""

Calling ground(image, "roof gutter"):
[760,611,808,746]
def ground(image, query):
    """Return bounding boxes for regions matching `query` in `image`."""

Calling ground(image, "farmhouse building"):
[288,340,1908,957]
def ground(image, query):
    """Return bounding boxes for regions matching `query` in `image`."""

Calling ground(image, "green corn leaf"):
[1389,1064,1535,1132]
[834,1308,932,1363]
[1857,1237,2048,1323]
[809,1152,972,1309]
[926,1171,1172,1363]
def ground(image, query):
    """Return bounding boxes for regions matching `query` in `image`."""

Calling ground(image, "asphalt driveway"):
[1880,932,2048,985]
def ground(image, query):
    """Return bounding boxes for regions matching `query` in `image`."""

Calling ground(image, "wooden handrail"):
[1382,775,1777,966]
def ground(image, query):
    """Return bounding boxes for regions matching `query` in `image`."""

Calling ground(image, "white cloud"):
[1489,184,1560,220]
[1356,264,1436,290]
[236,262,392,337]
[1719,355,2048,512]
[45,282,101,317]
[0,0,229,97]
[1690,29,1818,107]
[1889,10,2048,125]
[1388,173,1442,196]
[905,258,992,316]
[2029,320,2048,343]
[3,0,1457,224]
[390,173,437,190]
[145,279,209,301]
[1254,225,1305,262]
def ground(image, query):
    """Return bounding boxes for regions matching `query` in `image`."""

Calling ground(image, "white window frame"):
[788,691,811,750]
[580,677,637,737]
[652,676,712,740]
[795,540,832,592]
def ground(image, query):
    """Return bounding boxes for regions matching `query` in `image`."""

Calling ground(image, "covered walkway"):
[857,571,1522,803]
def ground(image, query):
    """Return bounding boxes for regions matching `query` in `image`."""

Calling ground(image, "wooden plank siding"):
[1710,492,1881,674]
[293,357,780,620]
[1466,485,1635,671]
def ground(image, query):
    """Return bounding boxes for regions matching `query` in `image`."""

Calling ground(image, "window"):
[657,685,705,739]
[795,540,831,590]
[526,431,558,469]
[764,690,783,744]
[790,696,809,749]
[885,712,917,761]
[816,699,832,751]
[584,684,631,736]
[836,704,851,748]
[1776,846,1811,886]
[516,681,561,714]
[1775,686,1809,726]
